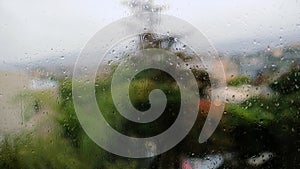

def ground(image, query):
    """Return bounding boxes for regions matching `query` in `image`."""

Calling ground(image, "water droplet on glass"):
[253,40,257,45]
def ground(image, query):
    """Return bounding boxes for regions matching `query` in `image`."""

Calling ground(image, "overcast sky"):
[0,0,300,64]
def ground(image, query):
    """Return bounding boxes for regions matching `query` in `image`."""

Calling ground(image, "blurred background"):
[0,0,299,168]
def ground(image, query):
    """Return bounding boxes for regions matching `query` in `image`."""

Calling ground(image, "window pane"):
[0,0,299,168]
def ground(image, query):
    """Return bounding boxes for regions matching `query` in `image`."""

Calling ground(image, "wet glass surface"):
[0,0,299,168]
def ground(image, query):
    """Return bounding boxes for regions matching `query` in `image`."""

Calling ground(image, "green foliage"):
[0,136,21,169]
[15,90,58,122]
[95,68,181,137]
[227,76,252,86]
[0,133,88,169]
[270,67,300,95]
[1,40,300,168]
[103,159,138,169]
[57,79,82,147]
[59,79,73,106]
[224,86,300,129]
[225,103,274,127]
